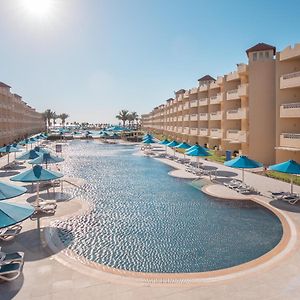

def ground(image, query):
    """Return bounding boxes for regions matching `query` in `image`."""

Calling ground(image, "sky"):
[0,0,299,124]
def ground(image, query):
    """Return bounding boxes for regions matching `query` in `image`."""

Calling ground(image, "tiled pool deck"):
[0,143,300,299]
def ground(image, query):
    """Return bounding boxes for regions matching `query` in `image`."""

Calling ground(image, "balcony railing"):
[210,128,223,139]
[190,99,198,107]
[190,114,198,121]
[280,71,300,89]
[177,116,183,122]
[238,83,248,97]
[183,115,189,121]
[177,126,183,133]
[178,105,183,111]
[226,108,247,120]
[183,103,189,110]
[209,81,219,89]
[190,87,198,94]
[190,128,198,135]
[199,97,209,106]
[280,102,300,118]
[183,127,189,134]
[237,64,248,74]
[280,133,300,149]
[226,89,239,100]
[226,71,239,81]
[199,113,209,121]
[226,130,247,143]
[210,93,223,104]
[199,84,208,92]
[199,128,208,136]
[183,91,189,98]
[210,111,222,120]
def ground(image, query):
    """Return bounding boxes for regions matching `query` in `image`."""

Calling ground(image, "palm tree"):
[131,112,139,128]
[116,110,129,127]
[52,112,58,126]
[127,113,134,128]
[44,109,54,130]
[59,113,69,127]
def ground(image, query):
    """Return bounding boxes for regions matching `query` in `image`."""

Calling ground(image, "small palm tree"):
[116,110,129,127]
[44,109,54,130]
[127,113,134,128]
[59,113,69,127]
[52,112,58,126]
[131,112,139,128]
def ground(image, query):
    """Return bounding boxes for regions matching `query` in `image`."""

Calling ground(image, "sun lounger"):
[281,195,300,205]
[0,250,24,265]
[0,224,22,241]
[32,201,57,215]
[0,261,23,281]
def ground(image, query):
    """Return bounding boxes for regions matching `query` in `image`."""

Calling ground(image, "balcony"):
[199,128,208,137]
[226,89,240,100]
[199,84,208,92]
[209,81,219,90]
[280,133,300,149]
[210,128,223,139]
[280,44,300,61]
[226,108,247,120]
[210,111,222,120]
[216,76,224,85]
[178,94,184,101]
[177,116,183,122]
[178,105,183,111]
[183,103,190,110]
[190,128,198,136]
[238,84,248,97]
[210,93,223,105]
[226,71,239,81]
[190,87,198,94]
[190,99,198,108]
[199,97,209,106]
[183,91,189,99]
[183,127,189,134]
[226,130,247,143]
[177,126,183,133]
[199,113,209,121]
[280,102,300,118]
[280,71,300,89]
[190,114,198,121]
[237,64,248,75]
[183,115,189,121]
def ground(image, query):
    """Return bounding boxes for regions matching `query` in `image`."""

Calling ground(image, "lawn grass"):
[265,171,300,186]
[207,150,226,164]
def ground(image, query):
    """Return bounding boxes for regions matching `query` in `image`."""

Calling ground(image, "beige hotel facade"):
[141,42,300,165]
[0,81,45,147]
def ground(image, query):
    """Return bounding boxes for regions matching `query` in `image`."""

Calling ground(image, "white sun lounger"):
[0,250,24,265]
[0,261,23,281]
[0,224,22,241]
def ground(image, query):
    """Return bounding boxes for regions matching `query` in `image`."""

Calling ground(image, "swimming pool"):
[55,140,283,274]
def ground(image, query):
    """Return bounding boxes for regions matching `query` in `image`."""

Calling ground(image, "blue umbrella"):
[159,139,170,145]
[11,165,64,206]
[16,150,41,161]
[143,138,155,144]
[28,153,64,168]
[0,145,21,165]
[269,160,300,193]
[33,146,50,154]
[100,132,109,138]
[0,202,34,229]
[167,140,179,147]
[143,134,153,140]
[175,142,191,159]
[186,146,211,168]
[19,138,35,150]
[224,155,263,182]
[0,182,27,201]
[186,144,201,152]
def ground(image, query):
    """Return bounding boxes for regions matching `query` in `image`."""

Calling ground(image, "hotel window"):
[253,52,257,61]
[259,52,264,59]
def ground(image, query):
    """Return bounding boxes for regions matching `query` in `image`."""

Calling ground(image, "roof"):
[246,43,276,56]
[0,82,11,88]
[198,75,216,82]
[166,98,174,102]
[175,89,186,94]
[13,94,22,98]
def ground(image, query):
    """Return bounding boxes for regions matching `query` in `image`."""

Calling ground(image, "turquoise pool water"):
[56,140,283,273]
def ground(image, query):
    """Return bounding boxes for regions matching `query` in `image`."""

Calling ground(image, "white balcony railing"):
[183,115,189,121]
[183,127,189,134]
[210,128,223,139]
[226,71,239,81]
[190,99,198,107]
[178,105,183,111]
[226,108,247,120]
[280,71,300,89]
[199,128,208,136]
[238,83,248,97]
[280,133,300,149]
[190,114,198,121]
[199,84,208,92]
[199,113,209,121]
[210,111,222,120]
[190,128,198,135]
[183,103,189,110]
[199,97,209,106]
[226,130,247,143]
[190,87,198,94]
[210,93,223,104]
[226,89,239,100]
[280,102,300,118]
[177,116,183,122]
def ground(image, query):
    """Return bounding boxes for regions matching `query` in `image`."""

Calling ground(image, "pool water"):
[56,140,283,273]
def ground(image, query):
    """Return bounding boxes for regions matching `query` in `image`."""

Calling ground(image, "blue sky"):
[0,0,299,123]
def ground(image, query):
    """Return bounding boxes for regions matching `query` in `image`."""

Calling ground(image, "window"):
[265,51,270,58]
[259,52,264,59]
[253,52,257,61]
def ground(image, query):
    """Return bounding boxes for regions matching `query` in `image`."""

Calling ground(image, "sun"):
[21,0,54,17]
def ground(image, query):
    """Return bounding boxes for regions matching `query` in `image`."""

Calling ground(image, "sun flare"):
[21,0,54,17]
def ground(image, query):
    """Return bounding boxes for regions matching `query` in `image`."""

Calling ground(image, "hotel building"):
[141,43,300,165]
[0,82,45,147]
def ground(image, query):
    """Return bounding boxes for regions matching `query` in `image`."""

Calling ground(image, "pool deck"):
[1,141,300,299]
